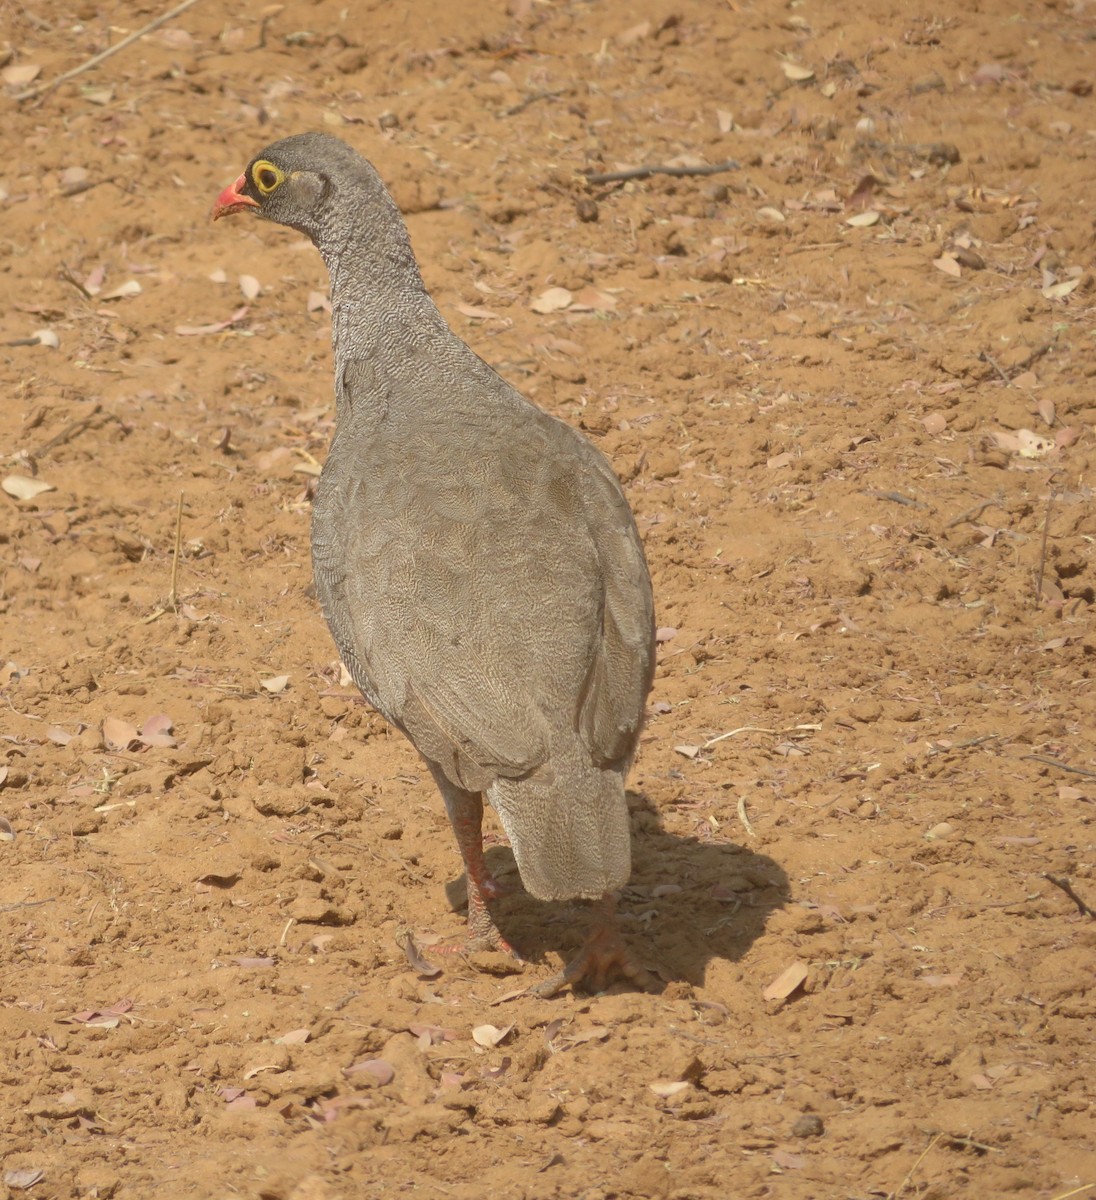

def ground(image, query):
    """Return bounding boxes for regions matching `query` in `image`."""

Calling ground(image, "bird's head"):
[211,132,381,245]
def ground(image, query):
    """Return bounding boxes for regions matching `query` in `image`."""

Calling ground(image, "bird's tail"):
[486,744,632,901]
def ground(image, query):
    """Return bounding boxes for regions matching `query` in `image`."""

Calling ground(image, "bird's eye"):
[252,161,282,194]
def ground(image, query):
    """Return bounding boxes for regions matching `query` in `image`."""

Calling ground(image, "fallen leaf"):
[772,1150,808,1170]
[1042,277,1080,300]
[231,956,275,968]
[2,63,42,87]
[31,329,60,348]
[243,1062,284,1079]
[766,451,795,469]
[569,287,617,312]
[99,280,142,301]
[649,1079,691,1098]
[260,674,290,694]
[782,62,815,82]
[47,726,73,745]
[674,744,701,759]
[455,302,502,320]
[763,961,809,1002]
[1036,396,1055,426]
[175,306,249,336]
[757,205,785,223]
[101,716,139,751]
[845,210,880,227]
[0,816,14,842]
[656,626,678,642]
[273,1027,311,1045]
[343,1058,395,1085]
[306,290,331,312]
[138,713,176,748]
[617,20,651,44]
[472,1023,513,1048]
[4,1169,45,1190]
[971,62,1010,85]
[238,274,261,300]
[933,254,962,278]
[1017,429,1054,459]
[3,474,55,501]
[922,412,947,436]
[396,930,441,978]
[716,109,734,133]
[530,286,573,314]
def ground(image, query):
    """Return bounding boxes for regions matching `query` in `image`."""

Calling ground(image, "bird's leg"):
[529,893,656,998]
[430,772,514,955]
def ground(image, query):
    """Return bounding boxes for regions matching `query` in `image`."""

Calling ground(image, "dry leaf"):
[454,302,498,321]
[175,306,249,336]
[772,1150,808,1171]
[2,63,42,87]
[343,1058,395,1085]
[569,287,617,312]
[273,1027,311,1045]
[1036,396,1055,426]
[31,329,60,348]
[618,20,651,44]
[99,280,142,301]
[472,1023,513,1048]
[845,210,880,228]
[0,816,14,843]
[239,274,261,300]
[762,961,808,1002]
[1042,277,1080,300]
[757,205,785,223]
[649,1079,691,1098]
[138,713,177,748]
[932,254,962,278]
[307,290,331,312]
[260,674,290,694]
[922,412,947,436]
[4,1169,45,1190]
[716,109,734,133]
[674,744,701,759]
[782,62,814,82]
[766,451,795,469]
[101,716,139,751]
[530,287,573,314]
[3,474,55,501]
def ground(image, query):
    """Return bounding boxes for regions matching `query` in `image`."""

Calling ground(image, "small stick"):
[863,488,928,508]
[0,897,57,913]
[168,492,184,611]
[943,497,996,529]
[14,0,202,104]
[1043,874,1096,920]
[894,1131,943,1199]
[736,795,755,838]
[1034,484,1056,605]
[502,88,568,117]
[1021,755,1096,779]
[980,351,1012,385]
[30,403,106,459]
[582,159,740,186]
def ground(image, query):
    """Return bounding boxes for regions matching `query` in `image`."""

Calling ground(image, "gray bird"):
[213,133,655,995]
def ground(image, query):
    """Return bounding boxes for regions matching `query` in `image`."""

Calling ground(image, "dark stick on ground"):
[1043,874,1096,920]
[582,159,741,186]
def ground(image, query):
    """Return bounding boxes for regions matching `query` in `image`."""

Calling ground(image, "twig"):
[14,0,202,104]
[1043,874,1096,920]
[894,1131,943,1199]
[168,492,184,611]
[979,351,1012,384]
[0,897,57,913]
[30,404,115,459]
[1047,1184,1095,1200]
[863,488,928,509]
[1021,754,1096,779]
[703,725,778,748]
[582,159,740,186]
[1035,484,1056,605]
[502,88,568,117]
[736,795,755,838]
[943,497,997,529]
[938,1131,1003,1154]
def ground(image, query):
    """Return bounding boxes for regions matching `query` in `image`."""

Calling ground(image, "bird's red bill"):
[211,174,258,221]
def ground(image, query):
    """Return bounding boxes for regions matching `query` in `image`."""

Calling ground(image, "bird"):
[212,132,656,995]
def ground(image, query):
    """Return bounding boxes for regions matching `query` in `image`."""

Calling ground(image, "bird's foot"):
[527,896,657,998]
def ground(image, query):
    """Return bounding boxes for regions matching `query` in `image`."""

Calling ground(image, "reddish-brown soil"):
[2,0,1095,1196]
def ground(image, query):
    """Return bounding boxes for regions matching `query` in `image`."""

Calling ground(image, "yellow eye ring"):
[252,160,283,194]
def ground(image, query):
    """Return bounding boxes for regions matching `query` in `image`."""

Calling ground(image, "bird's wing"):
[573,446,656,767]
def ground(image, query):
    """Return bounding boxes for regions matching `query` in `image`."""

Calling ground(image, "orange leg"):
[528,894,656,997]
[430,770,515,955]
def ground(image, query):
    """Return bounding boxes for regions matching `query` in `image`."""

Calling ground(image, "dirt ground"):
[1,0,1094,1196]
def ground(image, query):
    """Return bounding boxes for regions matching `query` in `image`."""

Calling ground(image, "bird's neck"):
[317,206,451,384]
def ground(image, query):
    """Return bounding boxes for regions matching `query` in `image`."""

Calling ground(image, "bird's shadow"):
[443,788,787,990]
